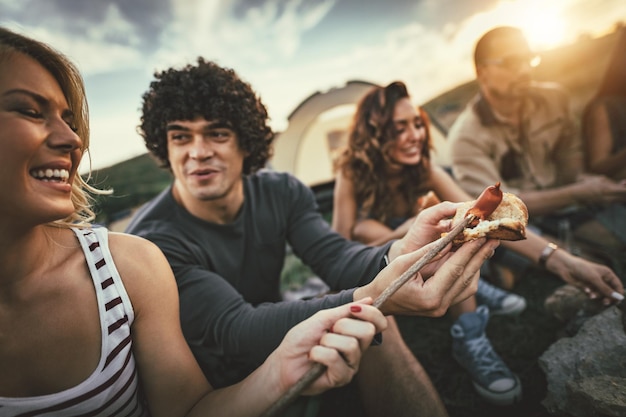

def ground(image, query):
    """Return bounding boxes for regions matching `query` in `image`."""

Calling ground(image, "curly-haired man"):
[126,58,501,417]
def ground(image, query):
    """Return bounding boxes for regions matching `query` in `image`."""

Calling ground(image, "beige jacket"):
[448,83,582,197]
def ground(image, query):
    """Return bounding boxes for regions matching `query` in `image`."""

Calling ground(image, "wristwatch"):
[538,242,558,268]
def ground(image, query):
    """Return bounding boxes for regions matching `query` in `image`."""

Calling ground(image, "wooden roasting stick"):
[260,214,477,417]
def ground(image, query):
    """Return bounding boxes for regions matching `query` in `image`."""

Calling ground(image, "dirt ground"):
[310,265,576,417]
[397,266,567,417]
[316,258,625,417]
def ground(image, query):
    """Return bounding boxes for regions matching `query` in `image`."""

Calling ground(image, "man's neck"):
[171,181,244,225]
[483,91,523,126]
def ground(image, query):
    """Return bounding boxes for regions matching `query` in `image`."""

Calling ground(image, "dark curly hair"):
[337,81,432,224]
[139,57,274,174]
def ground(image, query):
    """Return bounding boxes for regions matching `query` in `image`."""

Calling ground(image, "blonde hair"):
[0,27,110,227]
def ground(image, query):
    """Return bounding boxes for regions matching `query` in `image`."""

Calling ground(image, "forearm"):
[366,229,404,247]
[177,271,354,383]
[588,148,626,180]
[518,187,580,216]
[387,238,407,264]
[189,294,355,366]
[502,232,555,266]
[295,229,390,290]
[189,361,283,417]
[354,219,408,246]
[503,231,574,280]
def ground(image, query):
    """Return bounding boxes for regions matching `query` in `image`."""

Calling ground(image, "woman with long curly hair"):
[333,81,526,406]
[334,82,434,244]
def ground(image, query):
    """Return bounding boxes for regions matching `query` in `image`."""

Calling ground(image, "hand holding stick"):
[260,214,476,417]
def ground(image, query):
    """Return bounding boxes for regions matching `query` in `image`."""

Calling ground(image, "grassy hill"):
[87,153,171,223]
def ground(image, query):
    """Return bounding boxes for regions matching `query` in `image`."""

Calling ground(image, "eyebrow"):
[394,116,422,125]
[166,120,233,130]
[166,123,191,132]
[2,88,75,119]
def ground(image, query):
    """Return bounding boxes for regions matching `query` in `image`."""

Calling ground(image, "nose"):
[47,119,82,153]
[189,137,214,160]
[408,124,423,142]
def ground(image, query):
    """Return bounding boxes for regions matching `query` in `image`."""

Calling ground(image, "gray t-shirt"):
[126,170,390,387]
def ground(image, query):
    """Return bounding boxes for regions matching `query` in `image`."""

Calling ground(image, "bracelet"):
[380,253,390,270]
[538,242,558,268]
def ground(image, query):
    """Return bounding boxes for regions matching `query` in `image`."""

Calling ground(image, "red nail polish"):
[350,305,362,313]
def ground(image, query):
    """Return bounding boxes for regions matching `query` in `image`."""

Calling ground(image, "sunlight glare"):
[519,10,567,51]
[461,1,569,52]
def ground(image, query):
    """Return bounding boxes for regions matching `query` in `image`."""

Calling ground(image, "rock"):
[544,284,606,323]
[539,306,626,417]
[567,375,626,417]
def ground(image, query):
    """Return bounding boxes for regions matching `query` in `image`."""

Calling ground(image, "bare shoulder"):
[106,232,175,299]
[107,232,167,266]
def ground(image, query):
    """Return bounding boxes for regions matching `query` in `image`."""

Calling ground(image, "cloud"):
[0,0,21,14]
[224,20,476,131]
[150,0,335,70]
[242,0,626,128]
[1,3,147,75]
[4,0,625,170]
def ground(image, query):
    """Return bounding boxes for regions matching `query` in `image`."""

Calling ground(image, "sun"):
[518,9,567,51]
[474,1,569,52]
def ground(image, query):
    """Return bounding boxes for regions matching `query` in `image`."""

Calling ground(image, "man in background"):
[448,26,626,285]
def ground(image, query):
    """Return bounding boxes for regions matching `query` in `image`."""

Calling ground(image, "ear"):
[475,65,487,84]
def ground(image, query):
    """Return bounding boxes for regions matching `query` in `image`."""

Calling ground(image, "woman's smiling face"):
[0,52,83,225]
[386,97,427,167]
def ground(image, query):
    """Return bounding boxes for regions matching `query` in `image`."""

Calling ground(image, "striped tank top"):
[0,227,149,417]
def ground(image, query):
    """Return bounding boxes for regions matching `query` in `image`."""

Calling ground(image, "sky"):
[2,0,625,172]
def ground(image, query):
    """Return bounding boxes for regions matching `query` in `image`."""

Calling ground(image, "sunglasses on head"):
[482,54,541,71]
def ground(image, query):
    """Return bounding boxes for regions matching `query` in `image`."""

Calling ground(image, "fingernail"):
[350,305,362,313]
[611,291,624,301]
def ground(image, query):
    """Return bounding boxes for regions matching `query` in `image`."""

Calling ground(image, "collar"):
[473,88,544,127]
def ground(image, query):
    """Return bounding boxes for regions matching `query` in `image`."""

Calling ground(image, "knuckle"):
[466,274,478,290]
[449,264,465,279]
[347,337,359,353]
[431,305,448,317]
[422,299,446,317]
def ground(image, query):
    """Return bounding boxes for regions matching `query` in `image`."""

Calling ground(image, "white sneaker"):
[476,278,526,316]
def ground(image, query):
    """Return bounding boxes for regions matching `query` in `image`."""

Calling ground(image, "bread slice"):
[447,192,528,244]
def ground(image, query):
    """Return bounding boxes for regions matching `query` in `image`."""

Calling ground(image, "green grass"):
[280,250,315,294]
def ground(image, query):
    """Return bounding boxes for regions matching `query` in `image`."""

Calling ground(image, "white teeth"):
[30,168,70,182]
